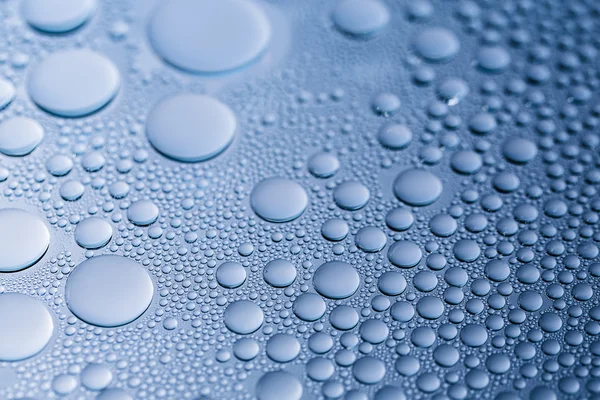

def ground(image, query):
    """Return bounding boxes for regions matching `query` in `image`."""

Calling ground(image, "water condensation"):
[0,0,598,399]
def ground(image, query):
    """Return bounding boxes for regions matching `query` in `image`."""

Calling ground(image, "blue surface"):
[0,0,598,399]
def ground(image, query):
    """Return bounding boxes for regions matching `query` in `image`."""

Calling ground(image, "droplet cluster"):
[0,0,598,399]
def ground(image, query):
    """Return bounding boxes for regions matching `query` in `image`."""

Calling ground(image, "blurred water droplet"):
[149,0,271,73]
[21,0,96,33]
[0,293,53,361]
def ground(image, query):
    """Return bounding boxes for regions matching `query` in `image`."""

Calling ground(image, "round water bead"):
[149,0,271,73]
[65,255,154,327]
[28,49,120,117]
[146,94,237,162]
[0,208,50,272]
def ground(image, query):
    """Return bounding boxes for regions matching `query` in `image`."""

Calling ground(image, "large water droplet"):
[28,49,120,117]
[477,46,511,73]
[293,293,326,322]
[21,0,96,33]
[263,259,296,288]
[331,0,390,37]
[413,27,460,62]
[0,117,44,156]
[308,152,340,178]
[502,137,538,164]
[0,293,53,361]
[46,154,74,177]
[266,334,300,362]
[378,123,413,150]
[329,305,359,330]
[333,181,370,210]
[388,240,422,268]
[149,0,271,74]
[256,371,302,400]
[353,356,386,384]
[65,255,154,327]
[0,79,15,110]
[250,177,308,222]
[223,300,264,334]
[233,338,260,361]
[313,261,360,299]
[80,363,113,391]
[146,94,237,163]
[216,261,247,289]
[74,217,113,249]
[127,200,159,226]
[354,226,387,252]
[393,168,443,206]
[0,208,49,272]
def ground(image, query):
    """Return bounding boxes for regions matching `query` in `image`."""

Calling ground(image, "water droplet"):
[21,0,96,33]
[477,46,511,72]
[469,112,497,135]
[250,177,308,222]
[437,77,469,105]
[388,240,422,268]
[74,217,113,249]
[413,27,460,62]
[429,213,457,237]
[65,255,154,327]
[329,305,359,330]
[450,150,482,175]
[416,296,444,319]
[224,300,264,334]
[266,334,300,362]
[59,180,85,201]
[0,79,15,110]
[0,293,53,361]
[28,49,120,117]
[393,169,442,206]
[354,226,387,252]
[460,323,488,347]
[149,0,271,73]
[502,137,538,164]
[127,200,159,226]
[308,152,340,178]
[216,261,247,288]
[46,154,74,176]
[81,363,113,391]
[146,94,237,162]
[233,338,260,361]
[378,123,413,150]
[313,261,360,299]
[293,293,326,322]
[406,0,433,20]
[0,117,43,156]
[321,218,349,241]
[372,93,400,116]
[331,0,389,37]
[0,208,49,272]
[256,370,302,400]
[263,259,296,287]
[333,181,370,210]
[378,271,407,296]
[359,318,389,344]
[353,356,386,384]
[385,208,414,231]
[52,374,77,396]
[306,357,335,381]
